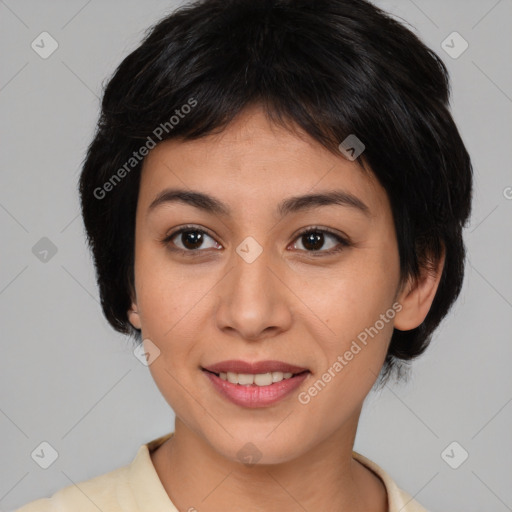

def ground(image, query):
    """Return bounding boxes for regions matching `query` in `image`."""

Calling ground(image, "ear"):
[393,245,446,331]
[128,301,142,330]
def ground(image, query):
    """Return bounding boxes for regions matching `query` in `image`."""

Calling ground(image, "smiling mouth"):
[202,368,310,386]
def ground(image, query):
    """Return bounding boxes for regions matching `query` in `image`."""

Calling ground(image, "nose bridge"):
[215,235,291,339]
[231,236,275,306]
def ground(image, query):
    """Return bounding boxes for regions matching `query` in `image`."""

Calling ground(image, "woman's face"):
[128,106,410,464]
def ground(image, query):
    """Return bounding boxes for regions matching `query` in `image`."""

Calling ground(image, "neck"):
[150,415,388,512]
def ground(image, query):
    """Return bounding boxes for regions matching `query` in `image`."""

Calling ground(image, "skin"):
[127,105,444,511]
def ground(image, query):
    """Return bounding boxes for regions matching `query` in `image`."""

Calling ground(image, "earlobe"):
[128,303,142,330]
[393,249,446,331]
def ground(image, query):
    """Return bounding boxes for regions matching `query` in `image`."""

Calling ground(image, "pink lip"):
[202,360,309,374]
[202,369,310,408]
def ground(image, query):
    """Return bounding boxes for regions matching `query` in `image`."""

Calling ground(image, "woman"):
[17,0,473,510]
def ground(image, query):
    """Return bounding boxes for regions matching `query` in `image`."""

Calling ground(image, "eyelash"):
[161,224,351,258]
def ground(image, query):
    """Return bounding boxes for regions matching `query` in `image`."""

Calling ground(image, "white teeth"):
[254,373,272,386]
[226,372,238,384]
[218,371,297,385]
[237,373,254,385]
[272,371,284,382]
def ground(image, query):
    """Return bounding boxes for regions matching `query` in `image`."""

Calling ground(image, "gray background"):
[1,1,511,511]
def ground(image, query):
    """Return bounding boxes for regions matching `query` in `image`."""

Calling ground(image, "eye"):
[161,225,351,257]
[162,225,222,255]
[290,227,350,256]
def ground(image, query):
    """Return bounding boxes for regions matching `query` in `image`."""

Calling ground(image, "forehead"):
[139,106,388,219]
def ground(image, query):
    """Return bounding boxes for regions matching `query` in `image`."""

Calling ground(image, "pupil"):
[303,232,323,251]
[182,230,203,249]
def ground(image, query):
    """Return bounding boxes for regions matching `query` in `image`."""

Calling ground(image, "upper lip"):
[202,360,309,375]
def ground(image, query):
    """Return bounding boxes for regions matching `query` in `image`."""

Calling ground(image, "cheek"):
[309,257,399,333]
[304,255,399,377]
[299,277,397,418]
[134,246,211,338]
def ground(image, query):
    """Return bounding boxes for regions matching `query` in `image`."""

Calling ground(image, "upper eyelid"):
[166,225,217,242]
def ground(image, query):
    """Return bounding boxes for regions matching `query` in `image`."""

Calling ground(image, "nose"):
[215,243,292,341]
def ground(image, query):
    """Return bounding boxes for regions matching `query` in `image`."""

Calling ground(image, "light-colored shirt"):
[16,432,428,511]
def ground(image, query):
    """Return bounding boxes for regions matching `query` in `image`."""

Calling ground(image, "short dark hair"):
[79,0,473,385]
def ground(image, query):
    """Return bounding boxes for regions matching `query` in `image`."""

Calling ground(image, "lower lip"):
[202,370,310,408]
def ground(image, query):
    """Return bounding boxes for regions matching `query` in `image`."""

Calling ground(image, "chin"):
[207,429,302,466]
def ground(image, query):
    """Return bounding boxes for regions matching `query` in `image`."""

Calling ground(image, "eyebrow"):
[147,188,371,219]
